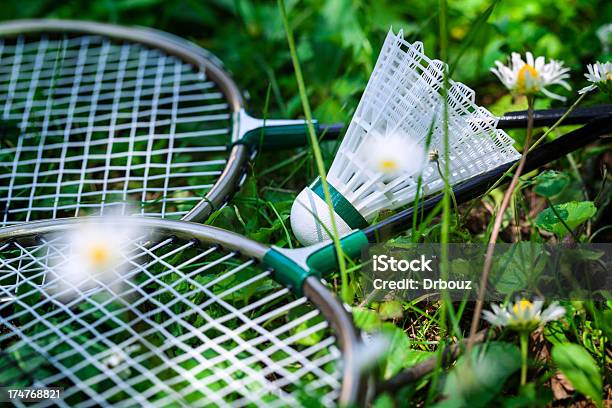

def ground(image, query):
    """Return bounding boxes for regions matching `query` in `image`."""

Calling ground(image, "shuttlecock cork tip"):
[290,185,356,246]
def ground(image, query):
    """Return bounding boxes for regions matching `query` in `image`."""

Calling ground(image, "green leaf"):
[352,307,382,331]
[491,242,547,294]
[533,170,570,198]
[289,306,325,346]
[544,321,569,346]
[551,344,603,408]
[602,309,612,341]
[372,393,394,408]
[440,342,520,408]
[535,201,596,238]
[403,348,434,368]
[378,300,404,320]
[380,323,411,379]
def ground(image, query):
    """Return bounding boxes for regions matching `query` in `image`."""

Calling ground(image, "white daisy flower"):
[578,61,612,94]
[491,52,571,101]
[359,134,426,181]
[50,216,144,300]
[483,298,566,332]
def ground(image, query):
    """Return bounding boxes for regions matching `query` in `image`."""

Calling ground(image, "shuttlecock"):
[290,29,520,246]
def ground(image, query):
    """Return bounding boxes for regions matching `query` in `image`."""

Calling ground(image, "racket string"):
[129,241,342,400]
[0,234,343,406]
[0,34,234,226]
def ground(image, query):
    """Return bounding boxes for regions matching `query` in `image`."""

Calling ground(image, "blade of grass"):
[411,117,437,242]
[266,201,294,248]
[260,150,308,177]
[427,0,452,403]
[279,0,350,302]
[257,83,273,154]
[406,11,440,43]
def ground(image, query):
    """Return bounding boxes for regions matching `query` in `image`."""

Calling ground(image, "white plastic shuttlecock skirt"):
[291,29,521,246]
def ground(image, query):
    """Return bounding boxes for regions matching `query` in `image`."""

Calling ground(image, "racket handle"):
[238,108,320,149]
[499,104,612,129]
[251,121,319,149]
[365,114,612,240]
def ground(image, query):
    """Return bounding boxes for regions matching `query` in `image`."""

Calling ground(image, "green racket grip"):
[263,231,368,296]
[242,120,320,149]
[306,231,368,273]
[233,109,345,150]
[263,250,319,296]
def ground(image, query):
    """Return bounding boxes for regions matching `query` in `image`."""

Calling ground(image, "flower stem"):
[520,332,529,385]
[427,0,451,404]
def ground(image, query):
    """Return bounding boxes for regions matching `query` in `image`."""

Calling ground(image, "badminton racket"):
[0,19,344,227]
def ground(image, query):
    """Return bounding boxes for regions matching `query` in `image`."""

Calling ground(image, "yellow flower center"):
[513,299,533,314]
[517,64,539,93]
[89,245,110,266]
[379,160,399,172]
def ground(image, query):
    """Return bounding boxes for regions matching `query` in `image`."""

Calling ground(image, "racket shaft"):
[498,104,612,129]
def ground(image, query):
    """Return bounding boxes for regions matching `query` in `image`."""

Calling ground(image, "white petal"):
[541,303,566,322]
[540,87,567,101]
[491,303,505,315]
[483,309,507,326]
[556,80,572,91]
[534,55,545,70]
[531,300,544,314]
